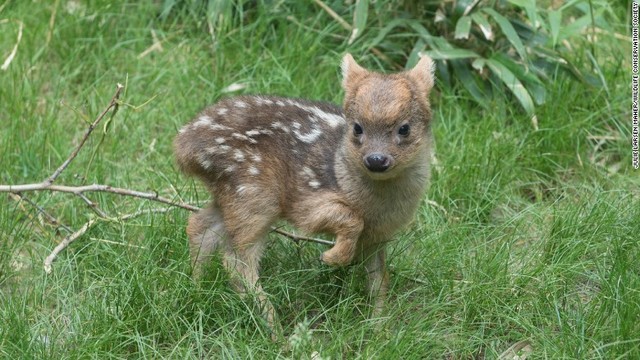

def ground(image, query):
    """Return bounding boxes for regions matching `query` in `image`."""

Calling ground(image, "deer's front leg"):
[363,244,389,317]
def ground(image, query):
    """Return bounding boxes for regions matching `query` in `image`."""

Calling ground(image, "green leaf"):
[471,13,493,41]
[548,9,561,47]
[406,39,426,69]
[486,58,535,115]
[451,59,490,104]
[455,16,472,40]
[368,19,436,49]
[422,48,479,60]
[506,0,534,6]
[483,8,527,61]
[493,54,546,104]
[349,0,369,45]
[559,11,601,42]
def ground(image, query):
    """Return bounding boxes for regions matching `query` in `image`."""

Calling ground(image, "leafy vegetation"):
[0,0,636,358]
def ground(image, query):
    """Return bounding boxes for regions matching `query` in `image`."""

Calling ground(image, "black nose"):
[364,153,390,172]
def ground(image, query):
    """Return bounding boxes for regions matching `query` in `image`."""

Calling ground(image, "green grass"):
[1,1,637,358]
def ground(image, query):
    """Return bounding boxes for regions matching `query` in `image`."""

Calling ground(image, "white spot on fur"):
[301,166,315,178]
[312,108,344,128]
[193,115,213,128]
[215,137,226,144]
[225,164,237,173]
[255,97,274,105]
[245,129,261,137]
[271,121,290,133]
[217,108,228,115]
[232,133,258,144]
[198,154,212,169]
[210,123,232,131]
[251,153,262,162]
[294,127,322,143]
[275,100,285,106]
[248,166,260,175]
[236,184,259,195]
[234,149,245,162]
[206,145,229,154]
[308,180,321,189]
[292,122,301,129]
[235,100,247,108]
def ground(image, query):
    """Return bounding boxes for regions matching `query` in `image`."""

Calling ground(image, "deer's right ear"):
[341,53,366,90]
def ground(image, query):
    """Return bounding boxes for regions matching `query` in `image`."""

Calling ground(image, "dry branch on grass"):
[1,84,333,274]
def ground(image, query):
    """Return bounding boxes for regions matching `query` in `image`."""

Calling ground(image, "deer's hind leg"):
[186,203,227,279]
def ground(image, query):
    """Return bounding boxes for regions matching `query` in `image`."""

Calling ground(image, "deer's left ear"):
[406,55,436,95]
[341,53,367,91]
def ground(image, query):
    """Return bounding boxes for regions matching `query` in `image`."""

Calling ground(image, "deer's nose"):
[364,153,390,172]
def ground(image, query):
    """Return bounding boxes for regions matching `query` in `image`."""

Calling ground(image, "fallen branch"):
[43,207,176,274]
[1,83,330,273]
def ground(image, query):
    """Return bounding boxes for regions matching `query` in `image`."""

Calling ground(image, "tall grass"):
[0,0,636,358]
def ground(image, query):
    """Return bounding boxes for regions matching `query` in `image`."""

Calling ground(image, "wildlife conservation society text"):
[632,1,639,169]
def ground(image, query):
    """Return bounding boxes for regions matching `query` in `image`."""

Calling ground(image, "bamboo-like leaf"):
[483,8,527,61]
[406,39,426,69]
[455,16,472,40]
[548,9,561,47]
[471,13,494,41]
[368,19,436,49]
[506,0,534,6]
[493,54,546,104]
[507,0,539,26]
[559,11,601,43]
[451,59,490,104]
[349,0,369,45]
[486,58,535,115]
[422,48,479,60]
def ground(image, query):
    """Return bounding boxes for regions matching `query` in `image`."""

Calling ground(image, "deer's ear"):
[406,54,436,95]
[341,53,367,90]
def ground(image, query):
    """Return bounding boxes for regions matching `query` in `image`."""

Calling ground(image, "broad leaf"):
[455,16,472,39]
[422,48,479,60]
[483,8,527,61]
[349,0,369,45]
[548,9,561,47]
[486,58,535,115]
[471,13,494,41]
[452,59,490,104]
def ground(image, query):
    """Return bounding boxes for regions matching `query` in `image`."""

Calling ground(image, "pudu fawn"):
[174,54,435,327]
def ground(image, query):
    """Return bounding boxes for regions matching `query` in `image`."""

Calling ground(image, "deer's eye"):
[353,123,363,136]
[398,124,410,136]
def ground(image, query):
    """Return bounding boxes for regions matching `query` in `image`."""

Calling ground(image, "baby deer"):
[174,53,435,328]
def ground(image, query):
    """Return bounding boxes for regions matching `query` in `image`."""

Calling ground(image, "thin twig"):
[2,82,332,275]
[0,19,24,71]
[44,218,97,274]
[312,0,352,31]
[43,207,177,273]
[46,0,61,47]
[0,183,199,212]
[46,84,124,184]
[271,228,335,246]
[9,193,72,233]
[75,192,109,218]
